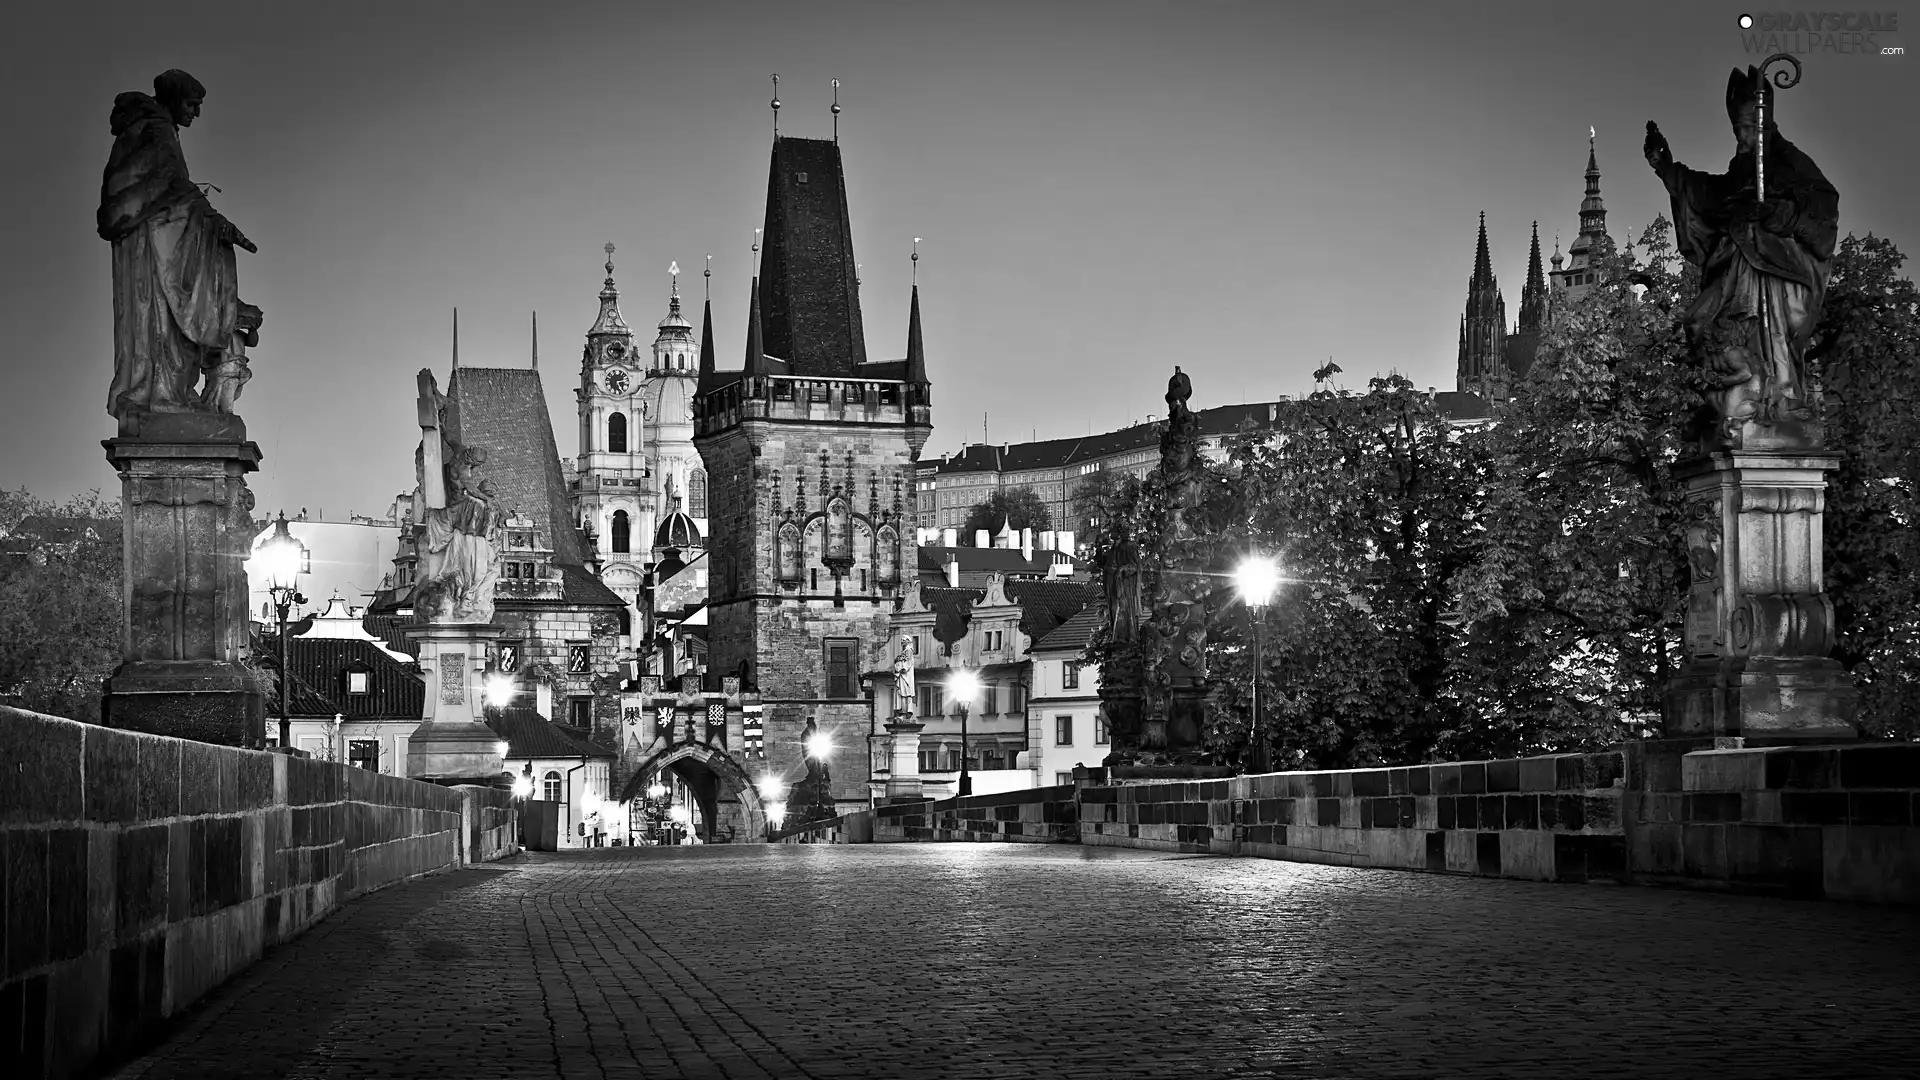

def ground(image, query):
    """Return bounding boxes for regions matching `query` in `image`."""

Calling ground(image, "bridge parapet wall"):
[0,707,522,1080]
[1633,744,1920,903]
[779,786,1079,845]
[1081,754,1628,883]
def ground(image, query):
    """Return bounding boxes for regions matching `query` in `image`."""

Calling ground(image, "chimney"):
[1021,528,1034,561]
[944,556,960,588]
[1058,530,1075,556]
[1039,530,1055,552]
[942,527,958,547]
[1268,403,1277,422]
[536,681,553,719]
[974,529,990,548]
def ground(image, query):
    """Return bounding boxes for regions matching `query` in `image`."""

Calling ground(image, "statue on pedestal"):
[413,369,499,623]
[98,70,260,430]
[892,634,917,718]
[1646,62,1838,449]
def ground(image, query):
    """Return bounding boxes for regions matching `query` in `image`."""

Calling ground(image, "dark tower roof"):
[1456,212,1508,397]
[757,136,868,374]
[445,367,590,566]
[697,295,716,388]
[654,508,703,551]
[904,283,927,385]
[1470,210,1494,289]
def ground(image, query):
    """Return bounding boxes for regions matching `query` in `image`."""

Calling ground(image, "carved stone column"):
[100,429,266,746]
[1664,451,1857,743]
[883,715,926,803]
[406,622,508,783]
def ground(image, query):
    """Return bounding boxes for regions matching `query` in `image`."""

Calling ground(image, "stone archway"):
[619,743,768,844]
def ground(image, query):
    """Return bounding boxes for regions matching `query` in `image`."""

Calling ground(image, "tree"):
[1068,467,1136,553]
[1210,366,1488,769]
[1447,221,1698,757]
[1816,234,1920,739]
[958,487,1052,542]
[0,488,123,722]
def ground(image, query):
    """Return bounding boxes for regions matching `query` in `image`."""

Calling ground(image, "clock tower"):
[574,243,651,633]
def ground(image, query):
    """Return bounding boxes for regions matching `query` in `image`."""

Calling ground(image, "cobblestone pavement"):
[110,845,1920,1080]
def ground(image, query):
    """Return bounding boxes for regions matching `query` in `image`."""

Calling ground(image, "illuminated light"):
[511,774,535,799]
[485,674,516,707]
[669,805,693,825]
[767,801,788,823]
[1234,555,1282,609]
[946,669,981,706]
[805,732,833,759]
[646,782,669,800]
[494,740,510,760]
[758,776,787,799]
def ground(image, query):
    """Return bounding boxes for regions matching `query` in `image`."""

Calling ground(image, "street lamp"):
[758,776,788,839]
[1234,554,1282,775]
[947,669,981,797]
[255,511,307,751]
[805,729,834,820]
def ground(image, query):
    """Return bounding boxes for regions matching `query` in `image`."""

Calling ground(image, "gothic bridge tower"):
[693,130,934,819]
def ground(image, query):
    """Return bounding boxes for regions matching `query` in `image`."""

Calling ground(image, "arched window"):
[618,607,632,636]
[608,412,628,453]
[689,469,708,518]
[542,771,561,801]
[611,510,630,554]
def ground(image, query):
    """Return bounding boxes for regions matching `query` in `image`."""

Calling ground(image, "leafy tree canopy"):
[958,487,1052,542]
[0,487,123,722]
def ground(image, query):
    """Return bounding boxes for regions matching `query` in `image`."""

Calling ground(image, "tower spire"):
[532,311,538,369]
[770,73,780,138]
[1517,220,1546,334]
[668,260,682,318]
[1457,213,1507,397]
[743,275,766,377]
[452,307,459,368]
[1471,211,1493,287]
[831,78,841,143]
[698,282,716,388]
[588,241,631,336]
[1571,129,1609,259]
[905,254,926,385]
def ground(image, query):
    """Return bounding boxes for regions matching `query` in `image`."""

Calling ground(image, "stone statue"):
[892,634,917,717]
[98,70,260,429]
[1646,65,1839,448]
[413,369,499,623]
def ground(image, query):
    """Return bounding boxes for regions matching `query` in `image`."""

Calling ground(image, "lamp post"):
[804,728,834,821]
[947,669,981,798]
[758,775,788,840]
[256,511,308,751]
[645,780,670,843]
[1234,554,1282,775]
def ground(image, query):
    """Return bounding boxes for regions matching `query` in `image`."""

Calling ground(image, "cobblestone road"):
[110,845,1920,1080]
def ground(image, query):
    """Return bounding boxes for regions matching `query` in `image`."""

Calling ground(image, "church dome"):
[654,508,703,551]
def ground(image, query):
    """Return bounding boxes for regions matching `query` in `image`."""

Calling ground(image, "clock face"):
[605,368,631,394]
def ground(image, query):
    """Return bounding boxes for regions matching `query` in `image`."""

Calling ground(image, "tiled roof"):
[1004,579,1096,642]
[555,563,626,608]
[487,706,616,759]
[932,395,1490,475]
[360,610,419,656]
[446,367,591,567]
[1033,605,1102,654]
[262,632,423,720]
[916,546,1070,576]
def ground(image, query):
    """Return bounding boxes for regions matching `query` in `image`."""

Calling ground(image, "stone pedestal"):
[100,429,266,746]
[1664,452,1857,743]
[884,714,924,802]
[406,622,508,784]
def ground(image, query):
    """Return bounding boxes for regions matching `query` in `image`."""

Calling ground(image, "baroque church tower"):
[1548,132,1612,312]
[639,265,707,559]
[693,130,933,818]
[573,244,652,634]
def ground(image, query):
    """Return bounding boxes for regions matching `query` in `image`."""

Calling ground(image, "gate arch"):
[618,743,769,843]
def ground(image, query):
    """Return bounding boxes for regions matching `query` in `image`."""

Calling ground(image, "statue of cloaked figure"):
[98,70,260,427]
[892,634,917,718]
[1646,65,1839,447]
[413,369,500,623]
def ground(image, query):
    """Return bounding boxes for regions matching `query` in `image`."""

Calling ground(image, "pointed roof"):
[1517,220,1547,334]
[757,136,868,375]
[1570,133,1610,259]
[589,243,631,337]
[904,283,927,384]
[1470,211,1494,289]
[743,275,769,376]
[444,366,591,566]
[697,296,717,390]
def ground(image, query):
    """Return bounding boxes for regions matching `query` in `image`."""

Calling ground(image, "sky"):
[2,0,1913,520]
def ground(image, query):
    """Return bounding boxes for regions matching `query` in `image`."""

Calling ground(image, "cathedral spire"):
[1456,213,1507,397]
[1471,211,1494,288]
[1517,220,1547,334]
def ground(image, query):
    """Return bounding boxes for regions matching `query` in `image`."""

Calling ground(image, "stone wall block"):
[86,827,116,951]
[136,737,181,822]
[1500,830,1554,881]
[6,829,50,978]
[44,830,88,967]
[178,743,219,817]
[1682,823,1729,879]
[164,821,189,923]
[1517,755,1557,792]
[1763,747,1837,789]
[1823,825,1920,903]
[1486,759,1521,793]
[46,949,109,1078]
[1839,745,1920,789]
[82,730,140,825]
[0,713,84,825]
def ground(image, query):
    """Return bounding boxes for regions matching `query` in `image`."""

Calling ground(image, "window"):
[348,739,379,771]
[1057,772,1074,787]
[611,510,630,554]
[497,642,519,672]
[919,749,942,773]
[825,639,856,699]
[569,697,592,728]
[346,670,369,695]
[617,608,632,636]
[689,469,707,518]
[1062,662,1080,690]
[1010,682,1024,714]
[1095,716,1109,745]
[608,412,628,453]
[568,643,591,673]
[523,561,537,580]
[543,771,562,801]
[1055,715,1073,746]
[982,684,998,715]
[506,562,520,579]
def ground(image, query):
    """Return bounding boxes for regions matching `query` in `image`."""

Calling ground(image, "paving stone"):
[105,845,1920,1079]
